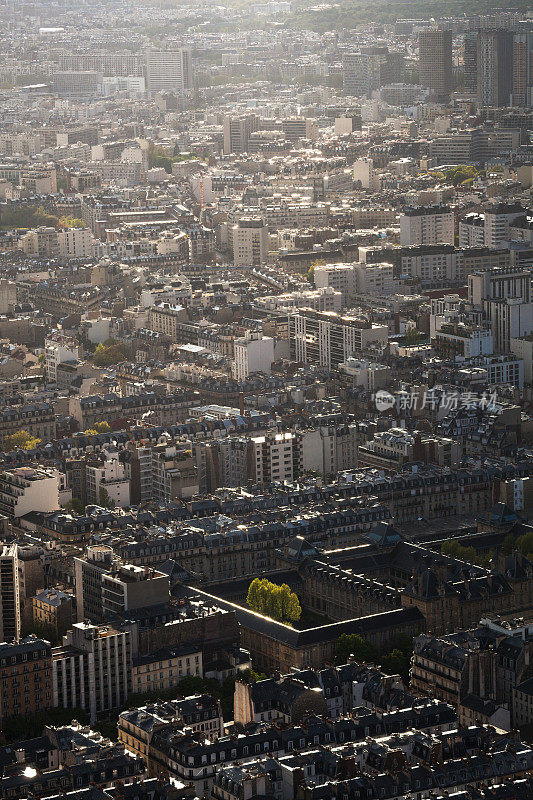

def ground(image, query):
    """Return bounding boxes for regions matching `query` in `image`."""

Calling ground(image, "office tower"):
[223,114,259,154]
[145,49,193,94]
[342,52,382,97]
[419,29,453,98]
[468,269,533,352]
[379,51,405,86]
[513,32,533,107]
[0,544,20,641]
[281,117,318,143]
[477,29,514,107]
[463,31,478,93]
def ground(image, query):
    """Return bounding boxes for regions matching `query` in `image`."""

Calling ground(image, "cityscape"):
[0,1,533,799]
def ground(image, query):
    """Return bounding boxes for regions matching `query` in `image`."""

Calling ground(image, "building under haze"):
[145,48,193,94]
[419,28,453,99]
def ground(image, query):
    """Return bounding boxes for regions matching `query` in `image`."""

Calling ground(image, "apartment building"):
[313,263,357,301]
[59,53,143,76]
[119,695,223,763]
[281,117,318,143]
[400,205,455,246]
[57,227,94,260]
[0,467,59,519]
[18,226,59,258]
[85,453,130,508]
[33,589,73,639]
[148,302,189,341]
[74,545,169,623]
[223,115,259,155]
[0,637,53,725]
[355,262,395,295]
[233,331,275,381]
[251,431,299,484]
[231,218,269,267]
[69,391,195,430]
[45,334,80,383]
[132,649,203,695]
[0,401,56,442]
[151,444,200,501]
[53,622,132,721]
[289,309,389,369]
[459,213,486,247]
[484,203,527,248]
[468,268,533,352]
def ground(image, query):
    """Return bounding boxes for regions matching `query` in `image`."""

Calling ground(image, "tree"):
[246,578,301,622]
[64,497,85,514]
[307,259,327,285]
[93,421,111,433]
[3,430,41,451]
[58,216,86,229]
[98,487,114,509]
[335,634,379,665]
[93,340,127,366]
[404,327,424,346]
[380,649,411,683]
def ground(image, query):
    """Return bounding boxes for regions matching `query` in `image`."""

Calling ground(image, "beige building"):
[18,226,59,258]
[58,227,94,259]
[231,218,269,267]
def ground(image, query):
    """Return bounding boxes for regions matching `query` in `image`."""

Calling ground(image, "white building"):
[399,205,454,246]
[53,622,131,722]
[510,336,533,384]
[255,286,342,313]
[459,214,485,248]
[251,431,298,484]
[484,203,526,249]
[401,246,459,283]
[145,48,193,94]
[339,358,392,392]
[355,262,395,295]
[289,309,389,369]
[313,263,357,301]
[353,158,377,189]
[469,270,533,353]
[86,450,130,508]
[0,467,60,519]
[45,334,80,382]
[232,218,269,267]
[232,331,275,382]
[0,280,17,314]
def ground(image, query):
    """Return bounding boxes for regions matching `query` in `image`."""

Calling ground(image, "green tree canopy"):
[98,487,114,509]
[247,578,302,622]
